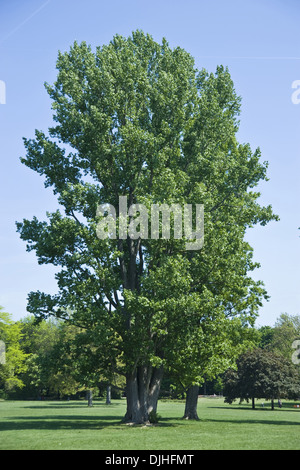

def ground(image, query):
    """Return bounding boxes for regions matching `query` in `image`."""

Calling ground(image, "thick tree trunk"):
[183,385,200,420]
[124,365,163,424]
[148,366,164,414]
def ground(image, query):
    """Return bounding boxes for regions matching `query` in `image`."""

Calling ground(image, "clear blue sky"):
[0,0,299,326]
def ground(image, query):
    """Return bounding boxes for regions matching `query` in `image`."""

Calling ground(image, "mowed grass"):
[0,398,300,450]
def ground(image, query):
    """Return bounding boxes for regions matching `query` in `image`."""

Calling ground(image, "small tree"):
[224,348,300,409]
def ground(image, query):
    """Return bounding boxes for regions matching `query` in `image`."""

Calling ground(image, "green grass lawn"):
[0,397,299,450]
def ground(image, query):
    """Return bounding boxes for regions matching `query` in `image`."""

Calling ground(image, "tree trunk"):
[203,380,207,396]
[87,389,93,407]
[124,365,163,424]
[106,385,111,405]
[271,398,274,410]
[183,385,200,420]
[148,366,164,414]
[252,396,255,409]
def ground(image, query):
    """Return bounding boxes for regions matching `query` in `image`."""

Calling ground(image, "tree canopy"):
[223,348,300,409]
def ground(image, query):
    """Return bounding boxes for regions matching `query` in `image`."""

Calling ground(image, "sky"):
[0,0,299,326]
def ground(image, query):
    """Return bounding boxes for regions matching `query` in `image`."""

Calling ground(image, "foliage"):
[223,348,300,407]
[14,316,62,398]
[258,325,275,349]
[258,313,300,361]
[0,307,28,394]
[271,313,300,359]
[12,316,125,400]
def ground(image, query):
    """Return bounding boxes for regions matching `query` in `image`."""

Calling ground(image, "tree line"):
[1,307,299,416]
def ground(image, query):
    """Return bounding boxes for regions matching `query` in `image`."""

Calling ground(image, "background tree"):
[258,325,275,349]
[17,31,277,423]
[17,316,60,398]
[180,319,260,419]
[224,348,300,409]
[258,314,300,362]
[50,322,126,402]
[0,307,28,395]
[271,314,300,359]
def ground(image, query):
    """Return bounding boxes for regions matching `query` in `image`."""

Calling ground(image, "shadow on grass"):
[0,415,182,433]
[208,402,300,413]
[0,415,124,432]
[203,403,300,425]
[3,399,299,434]
[1,413,298,433]
[23,402,122,410]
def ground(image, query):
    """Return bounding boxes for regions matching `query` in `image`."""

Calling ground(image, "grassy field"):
[0,397,299,450]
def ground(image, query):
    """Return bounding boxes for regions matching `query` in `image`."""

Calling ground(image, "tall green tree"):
[17,31,277,423]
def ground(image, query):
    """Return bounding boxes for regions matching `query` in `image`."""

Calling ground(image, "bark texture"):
[183,385,200,420]
[124,365,163,424]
